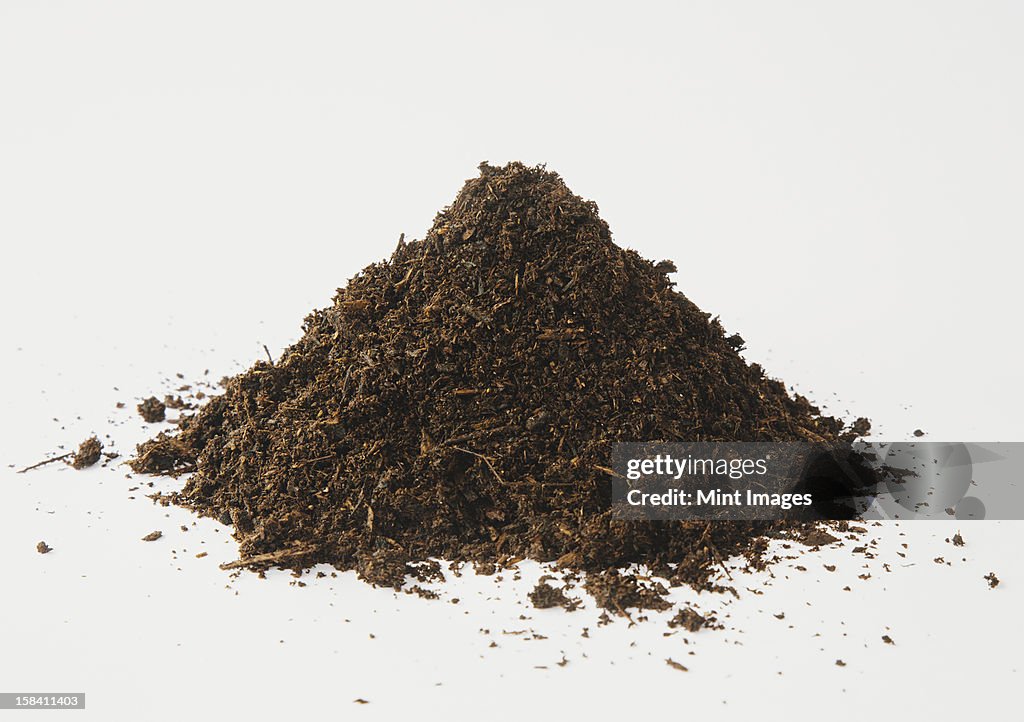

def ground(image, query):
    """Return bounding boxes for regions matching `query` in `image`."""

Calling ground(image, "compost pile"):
[132,162,865,594]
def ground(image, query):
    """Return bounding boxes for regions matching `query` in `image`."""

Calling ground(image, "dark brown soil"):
[131,162,866,608]
[18,436,105,474]
[141,530,163,542]
[163,395,196,411]
[529,579,581,611]
[667,607,719,632]
[583,571,673,615]
[137,397,166,423]
[36,541,52,554]
[71,436,103,469]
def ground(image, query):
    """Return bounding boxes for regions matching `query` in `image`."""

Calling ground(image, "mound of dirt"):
[132,162,865,597]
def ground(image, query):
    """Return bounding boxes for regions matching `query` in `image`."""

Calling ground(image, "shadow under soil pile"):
[131,162,867,596]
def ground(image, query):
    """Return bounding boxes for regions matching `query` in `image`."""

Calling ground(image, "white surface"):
[2,2,1023,720]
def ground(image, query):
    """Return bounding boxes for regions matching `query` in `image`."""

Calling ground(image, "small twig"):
[17,453,73,474]
[698,521,734,581]
[451,446,506,486]
[263,344,275,365]
[592,464,626,479]
[219,545,318,570]
[710,543,734,581]
[436,423,515,449]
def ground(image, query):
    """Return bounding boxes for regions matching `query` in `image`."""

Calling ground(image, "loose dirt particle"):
[528,580,580,611]
[141,531,163,542]
[984,572,1000,589]
[36,541,52,554]
[584,572,672,615]
[667,607,717,632]
[163,395,195,411]
[405,585,440,600]
[137,397,166,423]
[665,658,688,672]
[71,436,103,469]
[797,529,840,547]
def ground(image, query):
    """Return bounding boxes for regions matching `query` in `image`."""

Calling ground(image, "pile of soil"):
[132,162,866,599]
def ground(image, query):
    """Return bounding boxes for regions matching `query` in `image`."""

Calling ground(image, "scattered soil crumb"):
[667,607,719,632]
[408,560,445,584]
[71,436,103,469]
[137,397,166,423]
[584,572,671,615]
[665,658,688,672]
[796,529,840,547]
[984,572,1000,589]
[36,541,52,554]
[142,530,163,542]
[405,585,440,600]
[163,395,196,411]
[528,580,581,611]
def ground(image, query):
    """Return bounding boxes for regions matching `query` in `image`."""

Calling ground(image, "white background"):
[1,2,1022,720]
